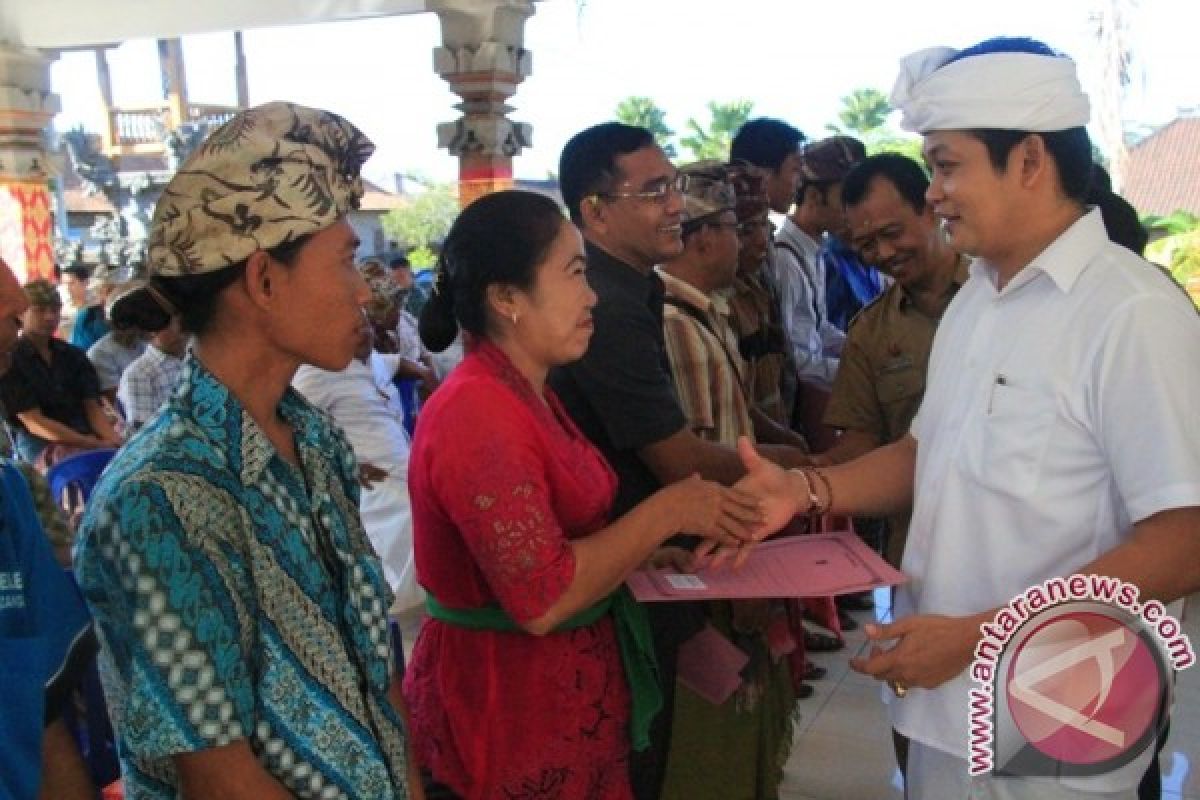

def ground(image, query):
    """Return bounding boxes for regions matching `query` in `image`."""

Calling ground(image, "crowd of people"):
[3,33,1199,800]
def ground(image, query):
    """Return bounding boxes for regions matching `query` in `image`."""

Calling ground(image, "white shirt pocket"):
[959,374,1056,497]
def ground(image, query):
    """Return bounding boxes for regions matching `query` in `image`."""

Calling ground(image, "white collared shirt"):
[774,217,845,389]
[292,352,411,474]
[893,208,1200,791]
[117,344,184,431]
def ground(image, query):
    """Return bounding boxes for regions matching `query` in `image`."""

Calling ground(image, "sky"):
[48,0,1200,191]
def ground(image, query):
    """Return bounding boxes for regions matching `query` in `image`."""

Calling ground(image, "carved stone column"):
[430,0,535,207]
[0,43,59,283]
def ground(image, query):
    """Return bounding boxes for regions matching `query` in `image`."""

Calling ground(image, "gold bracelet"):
[810,468,833,515]
[788,468,821,515]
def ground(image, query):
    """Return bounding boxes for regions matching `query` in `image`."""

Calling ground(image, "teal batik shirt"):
[75,356,410,799]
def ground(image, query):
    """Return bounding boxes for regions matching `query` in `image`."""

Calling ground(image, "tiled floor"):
[778,590,1200,800]
[396,590,1199,799]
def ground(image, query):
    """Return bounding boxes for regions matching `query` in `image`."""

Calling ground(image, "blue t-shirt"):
[822,235,886,332]
[70,307,110,352]
[0,461,92,800]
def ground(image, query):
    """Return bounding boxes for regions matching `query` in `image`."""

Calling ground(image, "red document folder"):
[626,530,906,602]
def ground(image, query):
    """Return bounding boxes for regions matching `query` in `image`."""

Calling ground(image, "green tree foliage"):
[1144,211,1200,306]
[1143,210,1199,236]
[827,88,892,136]
[401,245,434,270]
[867,135,925,164]
[680,100,754,162]
[819,86,923,164]
[615,96,676,157]
[381,185,457,262]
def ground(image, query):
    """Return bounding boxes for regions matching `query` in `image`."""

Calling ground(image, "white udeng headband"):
[890,47,1091,134]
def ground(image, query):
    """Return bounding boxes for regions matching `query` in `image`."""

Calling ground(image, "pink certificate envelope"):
[676,623,749,706]
[626,530,906,602]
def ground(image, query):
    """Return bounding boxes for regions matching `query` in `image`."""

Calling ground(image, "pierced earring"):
[510,312,520,326]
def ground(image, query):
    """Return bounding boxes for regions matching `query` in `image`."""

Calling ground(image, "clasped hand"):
[693,437,805,568]
[849,614,982,691]
[666,472,763,550]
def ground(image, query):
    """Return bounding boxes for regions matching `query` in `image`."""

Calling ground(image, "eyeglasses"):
[591,173,690,205]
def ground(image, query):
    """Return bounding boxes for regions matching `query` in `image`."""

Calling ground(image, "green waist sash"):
[425,587,661,751]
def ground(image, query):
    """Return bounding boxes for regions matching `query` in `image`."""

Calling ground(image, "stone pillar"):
[234,31,250,109]
[430,0,534,208]
[95,47,119,155]
[158,38,189,130]
[0,43,59,283]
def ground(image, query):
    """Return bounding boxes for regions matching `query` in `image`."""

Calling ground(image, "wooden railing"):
[103,103,242,157]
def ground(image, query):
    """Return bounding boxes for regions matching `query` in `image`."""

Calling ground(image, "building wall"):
[348,210,390,260]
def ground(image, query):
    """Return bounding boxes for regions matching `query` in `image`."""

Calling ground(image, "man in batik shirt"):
[75,103,422,800]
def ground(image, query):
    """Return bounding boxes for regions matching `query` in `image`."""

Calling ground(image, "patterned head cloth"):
[359,261,397,325]
[148,102,375,278]
[24,279,62,309]
[679,161,736,226]
[798,135,867,182]
[727,162,770,222]
[358,259,388,283]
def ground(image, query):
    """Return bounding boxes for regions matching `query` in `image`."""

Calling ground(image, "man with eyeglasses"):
[551,123,811,800]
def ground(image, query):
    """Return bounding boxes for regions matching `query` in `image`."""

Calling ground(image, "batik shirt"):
[75,356,411,799]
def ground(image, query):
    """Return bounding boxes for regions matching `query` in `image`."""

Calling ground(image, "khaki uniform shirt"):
[823,259,968,564]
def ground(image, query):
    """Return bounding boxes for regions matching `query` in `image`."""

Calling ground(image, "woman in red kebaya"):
[402,190,762,799]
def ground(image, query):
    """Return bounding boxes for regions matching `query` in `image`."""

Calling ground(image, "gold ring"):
[890,681,908,698]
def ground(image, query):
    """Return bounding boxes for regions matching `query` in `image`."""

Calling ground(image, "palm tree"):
[828,88,891,136]
[679,100,754,162]
[615,96,676,157]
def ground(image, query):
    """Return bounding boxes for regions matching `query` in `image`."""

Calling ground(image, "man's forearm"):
[750,407,808,450]
[84,399,120,443]
[819,434,917,517]
[38,718,94,800]
[1075,507,1200,604]
[639,428,747,486]
[16,411,100,448]
[757,443,814,470]
[819,429,880,466]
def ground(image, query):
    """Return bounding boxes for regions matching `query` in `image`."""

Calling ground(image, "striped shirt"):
[658,269,753,446]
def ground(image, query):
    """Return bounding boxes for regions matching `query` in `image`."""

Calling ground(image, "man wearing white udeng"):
[734,35,1200,799]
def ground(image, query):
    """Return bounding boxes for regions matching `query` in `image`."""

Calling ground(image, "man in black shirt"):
[0,280,120,467]
[550,123,809,799]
